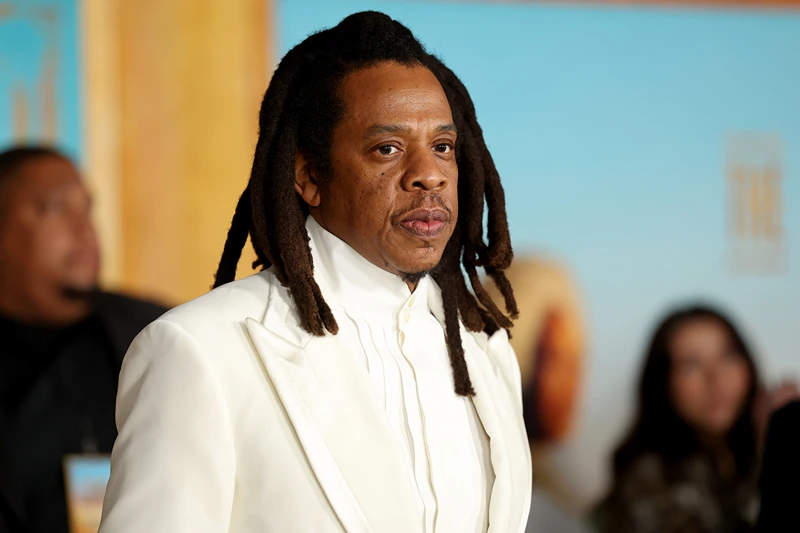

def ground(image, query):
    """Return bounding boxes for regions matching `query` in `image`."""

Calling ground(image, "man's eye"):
[377,145,398,156]
[434,143,453,154]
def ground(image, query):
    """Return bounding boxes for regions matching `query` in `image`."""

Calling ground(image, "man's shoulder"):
[157,270,277,335]
[775,399,800,418]
[96,291,168,322]
[95,292,169,357]
[117,272,282,392]
[770,400,800,436]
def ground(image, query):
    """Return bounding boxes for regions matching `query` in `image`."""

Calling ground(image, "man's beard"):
[401,270,430,285]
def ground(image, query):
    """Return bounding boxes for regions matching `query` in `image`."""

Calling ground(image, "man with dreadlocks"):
[99,11,531,533]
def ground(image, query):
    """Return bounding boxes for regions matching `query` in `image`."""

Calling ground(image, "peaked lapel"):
[245,276,422,533]
[461,329,532,533]
[428,283,532,533]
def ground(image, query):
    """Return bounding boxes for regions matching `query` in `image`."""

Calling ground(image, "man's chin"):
[41,291,97,326]
[60,284,100,302]
[384,236,448,282]
[400,270,430,285]
[393,253,443,281]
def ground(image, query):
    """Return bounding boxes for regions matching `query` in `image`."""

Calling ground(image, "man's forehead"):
[339,62,452,123]
[7,157,83,197]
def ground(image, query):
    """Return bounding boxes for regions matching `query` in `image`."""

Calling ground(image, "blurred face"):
[0,156,100,325]
[668,318,752,438]
[296,62,458,286]
[530,309,582,443]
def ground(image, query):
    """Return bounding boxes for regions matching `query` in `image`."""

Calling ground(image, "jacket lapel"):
[246,277,422,533]
[461,328,532,533]
[428,283,532,533]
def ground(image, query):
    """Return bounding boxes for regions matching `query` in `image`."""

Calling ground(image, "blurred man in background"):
[757,399,800,532]
[0,146,166,533]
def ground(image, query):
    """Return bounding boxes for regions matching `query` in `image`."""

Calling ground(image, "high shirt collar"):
[306,216,431,326]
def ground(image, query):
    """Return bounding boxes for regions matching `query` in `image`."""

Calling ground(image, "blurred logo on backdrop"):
[0,1,60,144]
[726,133,785,274]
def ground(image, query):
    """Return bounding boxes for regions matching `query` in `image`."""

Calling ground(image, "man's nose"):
[71,210,98,243]
[401,148,449,192]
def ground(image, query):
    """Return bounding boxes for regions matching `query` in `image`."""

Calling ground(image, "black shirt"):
[757,400,800,532]
[0,294,166,533]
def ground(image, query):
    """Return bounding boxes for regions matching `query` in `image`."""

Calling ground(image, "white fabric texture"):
[307,218,493,532]
[98,217,531,533]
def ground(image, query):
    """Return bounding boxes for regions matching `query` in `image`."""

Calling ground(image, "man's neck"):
[306,216,429,323]
[400,270,431,293]
[310,213,430,294]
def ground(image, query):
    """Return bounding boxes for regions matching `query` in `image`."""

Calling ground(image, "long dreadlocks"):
[214,11,518,397]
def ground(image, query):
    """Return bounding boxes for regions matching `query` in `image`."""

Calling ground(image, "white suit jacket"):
[99,269,532,533]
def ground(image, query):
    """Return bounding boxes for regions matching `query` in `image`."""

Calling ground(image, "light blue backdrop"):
[278,0,800,518]
[0,0,82,158]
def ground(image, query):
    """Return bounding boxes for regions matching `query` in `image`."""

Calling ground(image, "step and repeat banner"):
[278,1,800,530]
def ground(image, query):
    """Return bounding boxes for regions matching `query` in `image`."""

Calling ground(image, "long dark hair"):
[610,304,761,484]
[212,11,518,397]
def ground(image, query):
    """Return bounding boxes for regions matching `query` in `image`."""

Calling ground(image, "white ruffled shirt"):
[307,216,493,533]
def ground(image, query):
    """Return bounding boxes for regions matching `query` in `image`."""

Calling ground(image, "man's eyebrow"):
[364,124,409,137]
[363,123,458,138]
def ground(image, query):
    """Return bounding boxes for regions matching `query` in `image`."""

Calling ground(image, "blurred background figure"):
[489,258,589,533]
[593,305,797,533]
[756,398,800,531]
[0,146,166,533]
[491,258,585,448]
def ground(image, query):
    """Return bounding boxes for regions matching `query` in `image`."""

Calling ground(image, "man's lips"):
[398,209,449,238]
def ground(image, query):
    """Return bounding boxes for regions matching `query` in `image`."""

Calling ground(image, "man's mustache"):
[61,286,100,303]
[391,193,453,223]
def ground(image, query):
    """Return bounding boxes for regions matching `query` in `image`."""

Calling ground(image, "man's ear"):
[294,152,321,208]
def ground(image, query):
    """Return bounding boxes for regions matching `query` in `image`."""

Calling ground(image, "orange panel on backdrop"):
[83,0,271,305]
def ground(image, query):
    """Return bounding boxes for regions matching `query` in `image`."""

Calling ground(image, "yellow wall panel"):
[83,0,270,305]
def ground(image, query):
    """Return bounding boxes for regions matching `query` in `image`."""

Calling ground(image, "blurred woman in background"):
[593,304,796,533]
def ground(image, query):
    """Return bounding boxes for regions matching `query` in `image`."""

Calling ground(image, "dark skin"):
[295,62,459,291]
[0,156,100,325]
